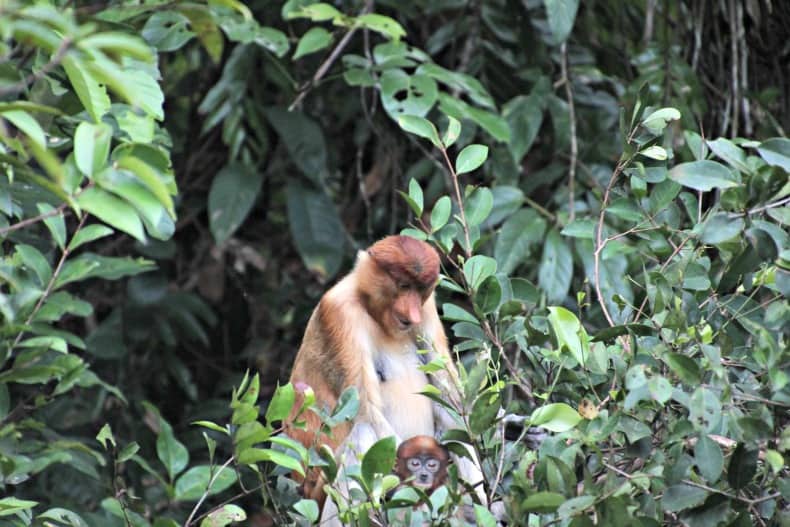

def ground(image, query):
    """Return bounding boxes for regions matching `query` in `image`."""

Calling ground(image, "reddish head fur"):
[358,236,441,335]
[395,435,449,492]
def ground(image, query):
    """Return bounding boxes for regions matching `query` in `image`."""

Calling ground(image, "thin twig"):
[288,1,373,111]
[440,147,473,258]
[0,202,70,236]
[560,42,577,222]
[11,214,87,350]
[184,456,236,527]
[0,37,72,96]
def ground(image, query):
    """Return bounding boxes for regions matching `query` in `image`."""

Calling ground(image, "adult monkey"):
[287,235,485,510]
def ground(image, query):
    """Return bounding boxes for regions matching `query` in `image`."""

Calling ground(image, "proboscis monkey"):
[394,435,449,493]
[286,235,485,514]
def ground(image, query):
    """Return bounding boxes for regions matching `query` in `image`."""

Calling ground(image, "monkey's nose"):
[419,474,429,483]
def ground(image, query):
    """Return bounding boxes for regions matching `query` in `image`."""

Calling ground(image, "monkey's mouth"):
[394,316,412,331]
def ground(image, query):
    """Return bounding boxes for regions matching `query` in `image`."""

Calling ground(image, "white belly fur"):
[377,346,435,439]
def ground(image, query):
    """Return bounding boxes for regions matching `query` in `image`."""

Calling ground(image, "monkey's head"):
[358,236,440,335]
[395,435,449,492]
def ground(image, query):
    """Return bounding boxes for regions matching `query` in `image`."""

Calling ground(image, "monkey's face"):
[405,454,444,489]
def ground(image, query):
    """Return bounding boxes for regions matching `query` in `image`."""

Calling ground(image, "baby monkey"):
[395,435,449,493]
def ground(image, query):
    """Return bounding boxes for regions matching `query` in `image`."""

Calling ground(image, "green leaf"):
[694,435,724,483]
[543,0,580,44]
[91,167,173,240]
[757,137,790,172]
[530,403,581,432]
[174,465,236,501]
[641,107,681,133]
[701,213,744,244]
[286,183,346,280]
[265,107,327,185]
[96,423,116,449]
[16,244,52,286]
[707,137,750,173]
[142,11,195,51]
[455,144,489,175]
[208,162,263,245]
[494,209,547,275]
[430,196,452,232]
[74,121,112,177]
[463,255,497,291]
[354,14,406,40]
[475,275,502,314]
[504,88,546,163]
[547,306,588,365]
[406,178,424,216]
[661,484,708,512]
[265,383,295,423]
[397,115,441,147]
[115,155,176,218]
[154,415,189,481]
[668,160,740,192]
[285,3,342,21]
[292,499,319,522]
[464,187,493,226]
[380,70,438,119]
[293,27,332,59]
[361,436,397,487]
[0,498,39,517]
[1,110,46,147]
[62,55,111,122]
[665,353,701,385]
[36,203,66,249]
[538,228,572,303]
[442,116,461,148]
[438,93,510,142]
[79,32,155,62]
[727,443,758,490]
[470,389,501,434]
[442,303,478,323]
[521,491,565,513]
[199,504,247,527]
[76,187,146,242]
[639,145,668,160]
[67,224,114,251]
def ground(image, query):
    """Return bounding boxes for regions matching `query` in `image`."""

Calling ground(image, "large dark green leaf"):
[285,183,346,281]
[538,228,572,303]
[265,107,327,184]
[208,162,263,245]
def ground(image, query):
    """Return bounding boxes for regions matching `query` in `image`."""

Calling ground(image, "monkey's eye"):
[398,282,410,291]
[426,459,439,471]
[408,459,421,470]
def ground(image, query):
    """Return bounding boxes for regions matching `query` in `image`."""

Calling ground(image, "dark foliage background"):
[1,0,788,525]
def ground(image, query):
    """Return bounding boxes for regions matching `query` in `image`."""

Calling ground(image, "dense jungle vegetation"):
[0,1,788,525]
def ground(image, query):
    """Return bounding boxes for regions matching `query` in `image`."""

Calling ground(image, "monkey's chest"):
[375,352,435,439]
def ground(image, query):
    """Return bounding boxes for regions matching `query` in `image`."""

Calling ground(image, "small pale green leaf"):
[96,423,116,449]
[293,27,332,60]
[442,116,461,148]
[455,144,489,175]
[521,491,565,513]
[174,466,236,501]
[430,196,452,232]
[397,115,441,147]
[68,224,114,251]
[407,178,424,216]
[668,161,740,192]
[757,137,790,172]
[199,504,247,527]
[463,255,497,291]
[2,110,46,147]
[529,403,582,432]
[640,145,668,160]
[74,121,112,177]
[543,0,579,44]
[77,187,146,242]
[642,107,681,133]
[361,436,397,487]
[293,499,319,522]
